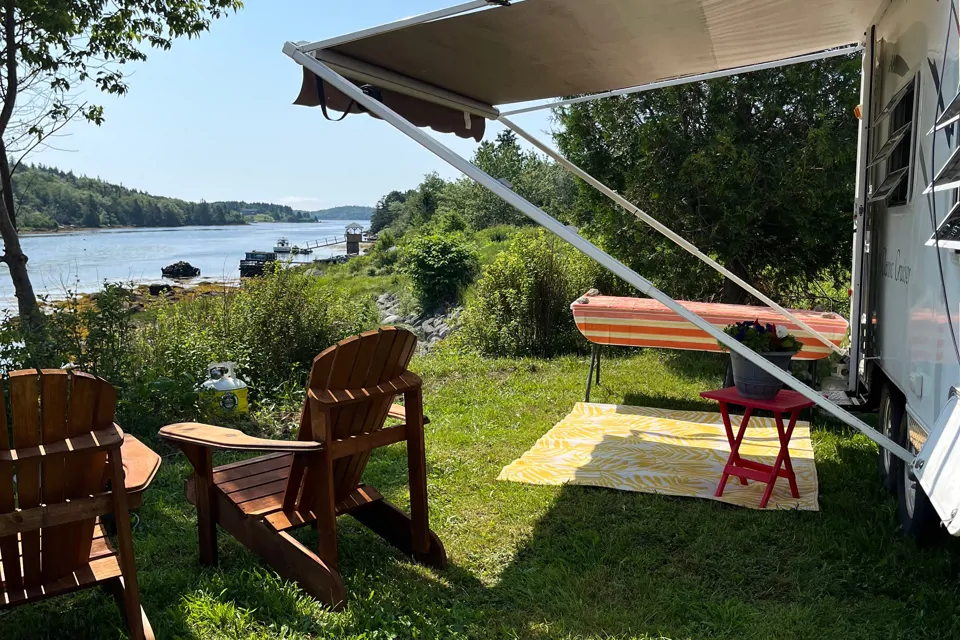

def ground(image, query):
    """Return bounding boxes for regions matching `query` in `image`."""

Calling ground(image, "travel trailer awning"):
[294,0,887,132]
[283,0,918,466]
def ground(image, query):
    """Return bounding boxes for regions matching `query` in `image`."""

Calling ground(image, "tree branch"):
[0,0,18,135]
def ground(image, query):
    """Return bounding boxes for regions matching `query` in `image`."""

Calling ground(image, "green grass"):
[3,348,959,639]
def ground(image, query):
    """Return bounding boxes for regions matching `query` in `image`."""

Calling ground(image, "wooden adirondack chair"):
[0,369,161,639]
[160,327,446,609]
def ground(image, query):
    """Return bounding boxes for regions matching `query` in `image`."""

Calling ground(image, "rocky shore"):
[376,292,461,351]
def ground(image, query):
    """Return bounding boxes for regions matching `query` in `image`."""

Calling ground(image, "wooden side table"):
[700,387,814,508]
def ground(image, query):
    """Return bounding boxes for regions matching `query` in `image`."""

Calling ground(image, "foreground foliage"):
[460,228,603,357]
[1,347,957,639]
[0,267,378,431]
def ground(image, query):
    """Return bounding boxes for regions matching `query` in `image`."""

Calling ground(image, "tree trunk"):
[0,215,43,328]
[721,261,752,305]
[0,147,45,353]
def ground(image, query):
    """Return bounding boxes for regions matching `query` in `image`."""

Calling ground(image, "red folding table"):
[700,387,815,508]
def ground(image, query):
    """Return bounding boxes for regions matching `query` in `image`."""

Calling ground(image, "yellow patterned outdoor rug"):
[498,403,819,510]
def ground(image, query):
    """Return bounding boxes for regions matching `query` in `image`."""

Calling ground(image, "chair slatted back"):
[0,369,116,591]
[293,328,417,506]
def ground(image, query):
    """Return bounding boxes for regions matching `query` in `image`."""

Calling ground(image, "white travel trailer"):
[847,0,960,539]
[284,0,960,539]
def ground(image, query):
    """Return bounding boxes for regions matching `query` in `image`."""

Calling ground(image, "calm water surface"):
[0,221,359,309]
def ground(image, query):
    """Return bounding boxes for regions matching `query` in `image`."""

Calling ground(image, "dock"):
[302,235,347,251]
[240,226,370,277]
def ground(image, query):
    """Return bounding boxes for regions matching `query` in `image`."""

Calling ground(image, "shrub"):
[399,233,478,310]
[460,229,601,357]
[476,224,516,244]
[432,209,468,233]
[370,230,399,270]
[41,282,137,382]
[227,264,378,390]
[130,268,378,427]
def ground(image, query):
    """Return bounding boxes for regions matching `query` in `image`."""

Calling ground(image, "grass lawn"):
[2,348,959,639]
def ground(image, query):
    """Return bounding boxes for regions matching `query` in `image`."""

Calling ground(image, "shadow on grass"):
[658,350,727,383]
[5,397,960,639]
[486,469,960,639]
[621,391,719,412]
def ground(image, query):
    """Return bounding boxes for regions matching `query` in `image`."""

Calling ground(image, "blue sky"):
[31,1,554,211]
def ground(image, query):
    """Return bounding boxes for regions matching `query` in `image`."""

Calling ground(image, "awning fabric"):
[295,0,881,136]
[294,69,486,141]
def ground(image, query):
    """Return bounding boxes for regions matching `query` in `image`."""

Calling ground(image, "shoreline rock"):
[161,261,201,279]
[376,292,461,352]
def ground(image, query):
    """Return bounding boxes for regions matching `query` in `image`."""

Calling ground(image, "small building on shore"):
[345,223,363,255]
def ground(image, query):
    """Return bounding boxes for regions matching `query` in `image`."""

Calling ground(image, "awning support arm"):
[501,45,862,116]
[284,43,914,465]
[499,115,845,356]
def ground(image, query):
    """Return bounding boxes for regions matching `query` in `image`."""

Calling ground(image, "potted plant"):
[720,320,803,400]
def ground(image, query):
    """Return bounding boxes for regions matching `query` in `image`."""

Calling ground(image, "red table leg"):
[757,409,802,508]
[715,404,753,497]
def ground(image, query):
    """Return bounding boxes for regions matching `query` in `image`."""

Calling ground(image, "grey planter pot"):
[729,350,794,400]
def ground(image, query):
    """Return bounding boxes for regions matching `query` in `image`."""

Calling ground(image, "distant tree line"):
[370,130,574,235]
[312,205,374,221]
[12,164,307,230]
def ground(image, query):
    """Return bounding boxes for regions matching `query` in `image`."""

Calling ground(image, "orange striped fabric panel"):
[571,293,847,361]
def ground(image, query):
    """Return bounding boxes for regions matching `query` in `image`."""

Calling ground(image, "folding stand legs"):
[585,345,601,402]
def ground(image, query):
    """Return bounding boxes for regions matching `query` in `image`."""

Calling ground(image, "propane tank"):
[201,362,249,415]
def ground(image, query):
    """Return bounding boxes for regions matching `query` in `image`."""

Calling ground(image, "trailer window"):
[926,200,960,250]
[926,145,960,194]
[885,79,916,206]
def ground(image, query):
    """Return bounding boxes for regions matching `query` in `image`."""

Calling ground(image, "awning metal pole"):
[284,43,914,464]
[500,115,845,356]
[311,48,500,120]
[848,30,876,392]
[501,45,862,116]
[299,0,497,52]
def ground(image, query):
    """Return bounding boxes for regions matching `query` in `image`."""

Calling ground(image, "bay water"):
[0,221,361,310]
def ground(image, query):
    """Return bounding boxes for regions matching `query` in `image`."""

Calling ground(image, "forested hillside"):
[13,164,314,230]
[310,205,373,220]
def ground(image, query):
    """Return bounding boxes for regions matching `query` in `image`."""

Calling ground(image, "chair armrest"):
[387,403,430,425]
[159,422,322,453]
[120,435,162,494]
[309,371,422,407]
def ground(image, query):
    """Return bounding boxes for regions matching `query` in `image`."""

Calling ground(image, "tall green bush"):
[460,229,601,357]
[369,230,399,271]
[399,233,479,310]
[227,264,378,390]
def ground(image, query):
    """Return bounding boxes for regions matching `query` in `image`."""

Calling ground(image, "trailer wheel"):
[896,418,942,544]
[877,383,904,493]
